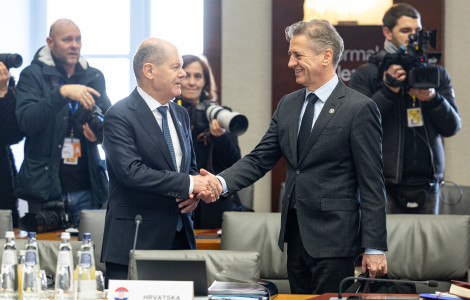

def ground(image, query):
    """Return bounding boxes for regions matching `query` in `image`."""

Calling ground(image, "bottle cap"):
[61,232,71,239]
[5,231,14,239]
[83,233,92,240]
[27,232,37,239]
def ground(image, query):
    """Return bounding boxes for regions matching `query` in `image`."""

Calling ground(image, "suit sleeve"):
[103,104,191,199]
[219,97,286,193]
[350,98,388,251]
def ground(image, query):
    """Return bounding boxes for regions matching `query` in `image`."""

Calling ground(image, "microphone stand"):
[127,215,142,279]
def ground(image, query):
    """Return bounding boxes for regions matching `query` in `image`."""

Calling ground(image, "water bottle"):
[0,231,19,299]
[22,235,41,299]
[77,233,96,300]
[54,232,73,299]
[25,233,40,273]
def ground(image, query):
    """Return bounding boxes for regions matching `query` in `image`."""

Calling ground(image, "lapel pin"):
[178,121,182,126]
[329,108,335,114]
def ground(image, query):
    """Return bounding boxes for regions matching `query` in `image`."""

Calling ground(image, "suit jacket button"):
[296,170,300,175]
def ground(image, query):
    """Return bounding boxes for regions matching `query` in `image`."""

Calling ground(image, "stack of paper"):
[208,281,269,300]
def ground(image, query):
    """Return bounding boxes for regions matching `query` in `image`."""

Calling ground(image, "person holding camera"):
[176,54,245,229]
[0,61,24,227]
[15,18,111,227]
[350,3,461,214]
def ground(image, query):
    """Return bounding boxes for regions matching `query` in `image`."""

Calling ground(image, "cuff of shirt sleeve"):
[189,175,194,195]
[216,175,229,196]
[364,248,385,255]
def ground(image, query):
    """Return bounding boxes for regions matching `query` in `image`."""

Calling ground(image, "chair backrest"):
[129,249,260,288]
[386,214,470,292]
[220,212,289,293]
[0,210,13,239]
[78,209,106,273]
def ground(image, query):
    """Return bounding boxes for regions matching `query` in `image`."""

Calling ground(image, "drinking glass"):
[95,271,105,299]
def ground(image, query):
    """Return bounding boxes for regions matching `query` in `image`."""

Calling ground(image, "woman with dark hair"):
[176,54,248,229]
[0,61,24,227]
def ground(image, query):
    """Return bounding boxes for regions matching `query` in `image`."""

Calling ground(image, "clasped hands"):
[176,169,223,213]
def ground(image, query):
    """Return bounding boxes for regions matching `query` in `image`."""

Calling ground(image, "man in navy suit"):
[218,20,388,293]
[101,38,220,281]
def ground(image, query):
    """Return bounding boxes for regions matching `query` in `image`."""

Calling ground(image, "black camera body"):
[380,29,442,89]
[189,100,248,136]
[0,53,23,69]
[20,200,72,233]
[70,104,104,142]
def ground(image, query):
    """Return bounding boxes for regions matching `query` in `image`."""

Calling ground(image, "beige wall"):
[222,1,470,212]
[443,1,470,185]
[222,0,273,212]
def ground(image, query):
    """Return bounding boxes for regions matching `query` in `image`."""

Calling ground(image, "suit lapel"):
[129,90,177,171]
[298,81,346,164]
[289,90,308,164]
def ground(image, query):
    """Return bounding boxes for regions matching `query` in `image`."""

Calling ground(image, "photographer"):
[177,54,246,228]
[0,61,24,227]
[350,3,461,214]
[15,19,111,227]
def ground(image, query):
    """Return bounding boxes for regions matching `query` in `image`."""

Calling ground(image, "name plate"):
[108,280,194,300]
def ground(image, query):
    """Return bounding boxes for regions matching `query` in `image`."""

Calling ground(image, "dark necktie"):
[157,106,183,231]
[297,93,319,157]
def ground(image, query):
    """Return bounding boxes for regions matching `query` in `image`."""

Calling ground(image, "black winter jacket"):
[350,50,461,184]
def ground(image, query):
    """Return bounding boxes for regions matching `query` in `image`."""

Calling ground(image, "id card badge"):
[407,107,423,127]
[62,137,82,165]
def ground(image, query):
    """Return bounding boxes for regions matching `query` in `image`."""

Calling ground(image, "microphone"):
[337,276,438,299]
[127,215,142,279]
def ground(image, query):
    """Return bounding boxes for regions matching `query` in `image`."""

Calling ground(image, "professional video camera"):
[70,104,104,142]
[190,100,249,136]
[20,200,72,233]
[0,53,23,69]
[380,29,442,89]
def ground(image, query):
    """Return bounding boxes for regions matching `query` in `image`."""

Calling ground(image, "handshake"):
[176,168,223,213]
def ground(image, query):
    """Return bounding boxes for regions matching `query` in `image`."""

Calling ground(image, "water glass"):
[95,271,105,299]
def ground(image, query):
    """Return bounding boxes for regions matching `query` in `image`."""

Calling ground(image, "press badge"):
[407,107,423,127]
[62,137,81,165]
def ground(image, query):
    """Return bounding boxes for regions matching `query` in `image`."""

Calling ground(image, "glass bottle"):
[54,232,73,300]
[77,233,96,300]
[0,231,19,299]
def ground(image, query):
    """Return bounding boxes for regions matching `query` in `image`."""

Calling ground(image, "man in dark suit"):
[101,38,220,282]
[217,19,388,294]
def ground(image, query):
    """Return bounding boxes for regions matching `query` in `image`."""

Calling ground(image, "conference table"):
[13,228,221,250]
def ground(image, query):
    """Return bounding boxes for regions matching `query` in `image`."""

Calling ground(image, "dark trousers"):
[105,228,191,287]
[285,209,355,294]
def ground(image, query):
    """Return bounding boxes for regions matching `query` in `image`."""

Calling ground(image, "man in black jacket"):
[350,3,461,214]
[16,19,111,226]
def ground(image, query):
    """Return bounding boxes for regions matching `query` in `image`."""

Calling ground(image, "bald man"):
[100,38,220,281]
[16,18,112,227]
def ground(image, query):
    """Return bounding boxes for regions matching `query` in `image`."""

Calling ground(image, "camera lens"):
[0,53,23,69]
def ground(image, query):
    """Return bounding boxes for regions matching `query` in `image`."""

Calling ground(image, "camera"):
[19,201,72,233]
[380,29,442,89]
[190,100,249,136]
[0,53,23,69]
[70,104,104,142]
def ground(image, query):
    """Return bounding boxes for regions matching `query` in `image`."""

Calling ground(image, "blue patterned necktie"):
[297,93,319,158]
[157,105,183,231]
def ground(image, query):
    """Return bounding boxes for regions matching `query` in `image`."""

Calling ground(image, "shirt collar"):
[137,86,170,112]
[305,74,338,103]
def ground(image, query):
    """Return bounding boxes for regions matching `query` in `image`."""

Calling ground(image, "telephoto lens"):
[0,53,23,69]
